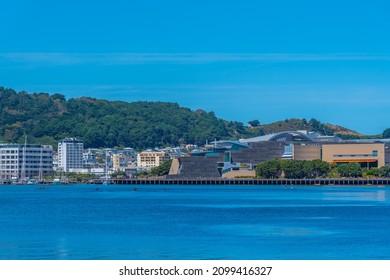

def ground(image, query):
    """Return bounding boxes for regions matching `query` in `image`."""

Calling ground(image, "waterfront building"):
[292,144,321,160]
[137,151,171,168]
[0,144,53,180]
[168,130,390,179]
[57,138,84,172]
[322,143,385,168]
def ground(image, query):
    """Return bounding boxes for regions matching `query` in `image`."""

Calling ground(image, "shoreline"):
[110,178,390,186]
[2,178,390,186]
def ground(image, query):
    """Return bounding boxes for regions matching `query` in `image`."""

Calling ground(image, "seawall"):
[110,178,390,186]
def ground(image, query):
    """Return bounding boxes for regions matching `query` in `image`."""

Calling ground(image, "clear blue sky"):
[1,0,390,135]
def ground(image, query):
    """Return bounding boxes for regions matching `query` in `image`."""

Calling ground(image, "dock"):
[109,178,390,186]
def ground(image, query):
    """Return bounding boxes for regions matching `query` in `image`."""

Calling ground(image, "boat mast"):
[105,150,108,182]
[39,146,43,181]
[22,136,27,181]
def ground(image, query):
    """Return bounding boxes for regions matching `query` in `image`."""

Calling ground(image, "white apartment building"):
[137,151,171,168]
[0,144,53,180]
[57,138,84,172]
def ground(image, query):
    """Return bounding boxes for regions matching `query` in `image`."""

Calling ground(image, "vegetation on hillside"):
[1,86,387,149]
[252,118,363,138]
[0,87,250,149]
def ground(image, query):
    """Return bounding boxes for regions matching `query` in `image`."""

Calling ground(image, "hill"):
[0,87,251,149]
[250,118,364,138]
[0,86,376,149]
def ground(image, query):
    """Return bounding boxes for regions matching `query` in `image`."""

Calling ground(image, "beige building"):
[293,144,321,160]
[137,151,171,168]
[112,154,121,169]
[322,143,385,168]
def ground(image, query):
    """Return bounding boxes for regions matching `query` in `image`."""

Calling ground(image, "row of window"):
[1,166,53,170]
[0,156,52,159]
[0,150,51,154]
[333,150,378,158]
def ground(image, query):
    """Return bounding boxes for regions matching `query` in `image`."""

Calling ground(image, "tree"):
[337,163,362,178]
[150,160,173,177]
[312,159,330,178]
[248,120,260,127]
[255,159,282,179]
[365,167,380,177]
[382,128,390,138]
[379,166,390,177]
[282,160,314,179]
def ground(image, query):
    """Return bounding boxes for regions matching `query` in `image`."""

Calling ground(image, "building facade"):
[293,144,321,160]
[137,151,171,168]
[169,131,390,179]
[322,143,385,168]
[0,144,53,180]
[57,138,84,172]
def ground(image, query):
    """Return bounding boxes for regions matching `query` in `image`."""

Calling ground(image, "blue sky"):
[1,0,390,135]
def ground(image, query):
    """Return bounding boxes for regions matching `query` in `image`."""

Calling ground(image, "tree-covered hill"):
[0,87,252,149]
[1,86,380,149]
[250,118,365,138]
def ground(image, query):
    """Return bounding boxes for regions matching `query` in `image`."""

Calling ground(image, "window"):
[372,150,378,156]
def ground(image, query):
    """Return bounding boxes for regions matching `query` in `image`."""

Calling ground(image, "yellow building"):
[322,143,385,168]
[137,151,171,168]
[112,154,121,169]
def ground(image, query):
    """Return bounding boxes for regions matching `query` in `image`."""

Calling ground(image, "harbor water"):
[0,185,389,260]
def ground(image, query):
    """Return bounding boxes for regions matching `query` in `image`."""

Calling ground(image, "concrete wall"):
[169,158,181,175]
[222,170,256,178]
[230,142,285,166]
[166,156,222,179]
[293,144,321,160]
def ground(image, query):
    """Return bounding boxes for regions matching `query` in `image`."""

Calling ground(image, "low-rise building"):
[169,131,390,179]
[137,151,171,168]
[322,143,385,168]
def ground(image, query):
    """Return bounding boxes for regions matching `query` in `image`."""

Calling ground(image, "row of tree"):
[255,159,390,179]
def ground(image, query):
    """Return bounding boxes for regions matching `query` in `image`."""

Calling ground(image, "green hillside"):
[0,87,252,149]
[254,118,364,138]
[0,86,378,149]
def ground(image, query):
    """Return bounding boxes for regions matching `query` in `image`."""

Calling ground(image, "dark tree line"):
[255,159,390,179]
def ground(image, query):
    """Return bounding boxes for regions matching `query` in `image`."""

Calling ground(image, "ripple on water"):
[209,224,335,237]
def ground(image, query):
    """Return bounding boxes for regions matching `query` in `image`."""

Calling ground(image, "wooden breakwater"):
[110,178,390,186]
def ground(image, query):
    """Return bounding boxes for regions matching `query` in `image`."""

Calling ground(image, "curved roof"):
[240,131,314,143]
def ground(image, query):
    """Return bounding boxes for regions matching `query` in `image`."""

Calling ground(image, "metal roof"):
[240,130,314,143]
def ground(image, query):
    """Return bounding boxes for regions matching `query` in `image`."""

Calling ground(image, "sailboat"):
[103,152,110,185]
[18,136,28,185]
[29,146,43,185]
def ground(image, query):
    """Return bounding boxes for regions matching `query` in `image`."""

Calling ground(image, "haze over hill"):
[0,86,383,149]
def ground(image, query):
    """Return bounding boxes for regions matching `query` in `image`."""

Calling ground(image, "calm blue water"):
[0,184,389,260]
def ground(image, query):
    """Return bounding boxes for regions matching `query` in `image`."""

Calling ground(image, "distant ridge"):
[249,118,364,138]
[323,123,363,137]
[0,86,379,149]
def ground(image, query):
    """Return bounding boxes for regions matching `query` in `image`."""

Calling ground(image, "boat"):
[27,179,38,185]
[53,178,61,185]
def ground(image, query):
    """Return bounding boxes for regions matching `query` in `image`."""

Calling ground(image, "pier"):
[110,178,390,186]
